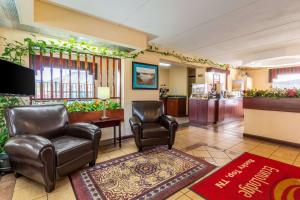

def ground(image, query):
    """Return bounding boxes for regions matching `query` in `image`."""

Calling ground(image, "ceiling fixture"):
[159,62,171,67]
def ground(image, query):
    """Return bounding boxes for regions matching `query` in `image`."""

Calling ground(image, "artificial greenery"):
[145,45,230,69]
[65,100,121,113]
[0,36,140,66]
[0,97,20,153]
[0,35,232,70]
[244,88,300,98]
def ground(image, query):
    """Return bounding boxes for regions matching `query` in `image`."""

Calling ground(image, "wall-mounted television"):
[0,59,35,96]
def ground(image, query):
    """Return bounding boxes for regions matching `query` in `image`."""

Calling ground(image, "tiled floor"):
[1,119,300,200]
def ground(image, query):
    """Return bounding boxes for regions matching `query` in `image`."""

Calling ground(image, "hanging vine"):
[0,35,231,70]
[144,45,230,70]
[0,36,140,65]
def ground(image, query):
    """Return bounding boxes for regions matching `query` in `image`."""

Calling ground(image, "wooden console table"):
[89,118,122,148]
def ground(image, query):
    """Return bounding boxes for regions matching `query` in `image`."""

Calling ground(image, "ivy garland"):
[145,45,230,70]
[0,36,229,70]
[0,36,140,65]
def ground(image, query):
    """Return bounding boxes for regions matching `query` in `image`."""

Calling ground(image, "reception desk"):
[189,98,243,125]
[243,97,300,146]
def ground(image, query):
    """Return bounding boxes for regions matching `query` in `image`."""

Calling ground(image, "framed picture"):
[132,62,158,90]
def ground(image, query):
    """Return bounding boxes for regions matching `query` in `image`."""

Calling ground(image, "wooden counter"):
[189,98,243,126]
[189,99,217,125]
[166,96,186,117]
[243,97,300,146]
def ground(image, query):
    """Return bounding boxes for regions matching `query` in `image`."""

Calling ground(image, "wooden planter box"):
[243,97,300,113]
[68,109,124,123]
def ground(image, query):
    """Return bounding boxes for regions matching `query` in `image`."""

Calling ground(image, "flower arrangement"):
[244,88,300,98]
[64,100,121,113]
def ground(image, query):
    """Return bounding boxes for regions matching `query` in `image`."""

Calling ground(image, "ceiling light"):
[159,62,171,67]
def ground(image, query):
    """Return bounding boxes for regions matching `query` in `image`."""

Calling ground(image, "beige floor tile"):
[293,160,300,167]
[47,177,75,200]
[249,149,273,158]
[185,191,206,200]
[213,158,231,166]
[272,147,299,160]
[12,178,47,200]
[208,151,229,159]
[167,191,184,200]
[179,187,190,194]
[269,155,294,165]
[192,150,211,158]
[176,194,192,200]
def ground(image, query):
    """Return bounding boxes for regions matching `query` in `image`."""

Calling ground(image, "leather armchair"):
[129,101,178,151]
[4,105,101,192]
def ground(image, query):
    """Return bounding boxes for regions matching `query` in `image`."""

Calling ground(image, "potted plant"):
[0,96,20,172]
[65,100,124,123]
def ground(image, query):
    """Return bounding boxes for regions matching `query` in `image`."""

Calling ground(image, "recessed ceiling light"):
[159,62,171,67]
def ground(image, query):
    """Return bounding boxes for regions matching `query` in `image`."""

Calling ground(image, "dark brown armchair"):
[4,105,101,192]
[129,101,178,151]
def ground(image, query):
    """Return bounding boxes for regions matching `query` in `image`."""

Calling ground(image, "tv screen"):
[0,59,35,96]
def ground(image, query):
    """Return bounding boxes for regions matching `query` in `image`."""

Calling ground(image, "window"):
[272,74,300,89]
[30,54,121,102]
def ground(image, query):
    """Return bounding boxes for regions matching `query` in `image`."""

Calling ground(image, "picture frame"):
[132,62,158,90]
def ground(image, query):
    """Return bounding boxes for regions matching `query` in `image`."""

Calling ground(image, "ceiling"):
[3,0,300,67]
[45,0,300,68]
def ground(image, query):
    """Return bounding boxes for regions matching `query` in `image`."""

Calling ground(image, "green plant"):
[0,96,20,153]
[64,100,121,113]
[1,36,139,65]
[243,88,300,98]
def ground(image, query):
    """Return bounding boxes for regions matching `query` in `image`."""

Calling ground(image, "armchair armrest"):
[129,116,142,129]
[4,135,54,160]
[160,115,178,130]
[65,122,102,141]
[129,116,142,148]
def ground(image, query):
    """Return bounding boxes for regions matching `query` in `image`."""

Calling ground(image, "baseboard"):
[243,133,300,148]
[100,135,133,146]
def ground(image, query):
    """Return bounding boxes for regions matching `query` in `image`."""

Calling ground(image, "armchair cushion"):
[50,136,92,165]
[5,135,54,160]
[142,123,169,139]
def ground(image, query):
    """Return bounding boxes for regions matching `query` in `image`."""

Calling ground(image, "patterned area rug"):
[69,147,216,200]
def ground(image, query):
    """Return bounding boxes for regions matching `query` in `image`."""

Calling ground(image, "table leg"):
[119,124,121,148]
[113,126,116,147]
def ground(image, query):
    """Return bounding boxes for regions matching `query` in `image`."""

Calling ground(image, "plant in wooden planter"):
[65,100,120,113]
[65,100,124,123]
[244,88,300,98]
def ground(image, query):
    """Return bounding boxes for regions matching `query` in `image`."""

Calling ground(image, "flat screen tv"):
[0,59,35,96]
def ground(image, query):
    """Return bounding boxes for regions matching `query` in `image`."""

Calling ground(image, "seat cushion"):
[142,123,169,139]
[51,136,92,165]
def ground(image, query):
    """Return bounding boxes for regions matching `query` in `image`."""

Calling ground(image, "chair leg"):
[14,172,22,178]
[89,161,96,167]
[138,146,143,152]
[168,144,172,150]
[45,184,55,193]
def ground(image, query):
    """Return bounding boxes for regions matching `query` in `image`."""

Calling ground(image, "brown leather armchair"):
[4,105,101,192]
[129,101,178,151]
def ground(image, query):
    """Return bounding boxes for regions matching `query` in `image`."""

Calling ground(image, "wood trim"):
[68,53,72,98]
[119,59,122,104]
[243,97,300,113]
[106,58,109,87]
[112,58,115,97]
[68,109,124,123]
[85,54,88,98]
[59,52,63,98]
[206,67,229,74]
[99,56,103,86]
[92,55,96,98]
[50,52,54,99]
[77,54,81,98]
[243,133,300,148]
[39,51,43,99]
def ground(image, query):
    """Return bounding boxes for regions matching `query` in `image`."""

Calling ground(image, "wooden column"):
[99,56,103,86]
[106,58,109,87]
[50,52,53,99]
[59,52,63,98]
[112,59,115,97]
[77,54,81,98]
[39,51,43,99]
[92,55,96,98]
[68,53,72,99]
[85,54,88,98]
